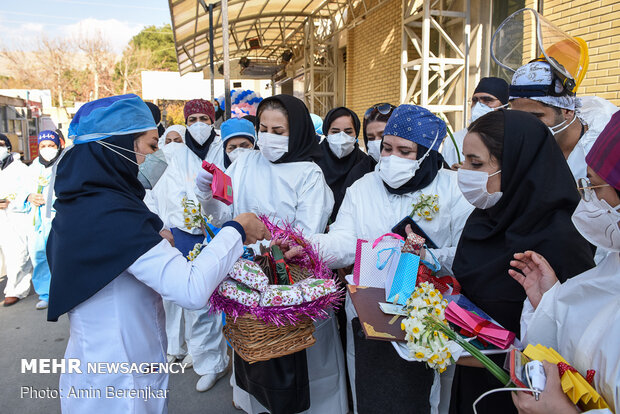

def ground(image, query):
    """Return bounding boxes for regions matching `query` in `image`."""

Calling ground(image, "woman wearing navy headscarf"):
[46,94,269,413]
[15,130,63,309]
[310,105,473,413]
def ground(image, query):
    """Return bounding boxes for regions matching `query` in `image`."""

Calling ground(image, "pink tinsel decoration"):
[209,216,344,326]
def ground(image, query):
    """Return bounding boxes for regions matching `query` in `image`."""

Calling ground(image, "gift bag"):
[353,233,404,287]
[385,252,420,305]
[202,160,233,205]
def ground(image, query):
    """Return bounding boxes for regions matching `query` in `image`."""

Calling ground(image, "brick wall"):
[543,0,620,105]
[345,0,402,125]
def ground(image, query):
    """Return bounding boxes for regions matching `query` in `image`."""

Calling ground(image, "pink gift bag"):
[353,233,404,288]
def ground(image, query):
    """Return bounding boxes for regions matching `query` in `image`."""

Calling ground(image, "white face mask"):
[187,122,213,145]
[257,132,289,162]
[366,140,382,162]
[378,132,438,189]
[228,147,252,163]
[39,147,59,161]
[326,131,356,159]
[0,146,8,160]
[457,168,503,209]
[548,113,577,136]
[571,196,620,252]
[469,102,509,124]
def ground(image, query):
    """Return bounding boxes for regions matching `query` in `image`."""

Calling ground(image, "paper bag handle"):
[372,233,405,249]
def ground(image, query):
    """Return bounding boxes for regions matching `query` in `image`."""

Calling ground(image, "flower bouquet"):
[210,216,344,363]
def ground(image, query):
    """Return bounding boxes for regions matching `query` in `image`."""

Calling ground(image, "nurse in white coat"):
[17,130,63,310]
[195,95,348,414]
[509,111,620,413]
[0,135,31,306]
[46,94,270,414]
[145,124,230,392]
[310,104,473,413]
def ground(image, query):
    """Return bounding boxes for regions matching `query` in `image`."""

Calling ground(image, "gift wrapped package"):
[296,278,338,302]
[259,285,304,307]
[218,279,261,308]
[229,259,269,292]
[402,232,425,254]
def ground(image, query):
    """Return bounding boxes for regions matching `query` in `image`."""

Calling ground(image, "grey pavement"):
[0,276,239,414]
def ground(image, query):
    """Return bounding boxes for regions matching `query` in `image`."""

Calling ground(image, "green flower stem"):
[202,218,216,239]
[446,125,461,164]
[426,317,511,385]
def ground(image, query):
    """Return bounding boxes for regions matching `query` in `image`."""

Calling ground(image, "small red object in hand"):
[202,161,233,205]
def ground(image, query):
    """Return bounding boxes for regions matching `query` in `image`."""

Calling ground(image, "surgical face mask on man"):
[457,168,503,209]
[187,122,213,145]
[39,147,59,161]
[326,131,356,159]
[0,146,8,160]
[548,113,578,136]
[97,141,168,190]
[228,147,252,163]
[469,102,509,124]
[257,132,289,162]
[572,194,620,252]
[366,140,381,162]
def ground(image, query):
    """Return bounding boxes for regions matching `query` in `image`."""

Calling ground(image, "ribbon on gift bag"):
[385,252,420,305]
[202,161,233,205]
[353,233,404,287]
[445,301,515,349]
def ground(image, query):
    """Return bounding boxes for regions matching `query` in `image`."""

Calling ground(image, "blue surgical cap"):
[310,113,323,135]
[69,94,157,144]
[383,105,446,151]
[221,117,256,144]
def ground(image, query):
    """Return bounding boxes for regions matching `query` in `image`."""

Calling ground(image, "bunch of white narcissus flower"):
[401,281,454,373]
[187,243,205,261]
[182,196,210,231]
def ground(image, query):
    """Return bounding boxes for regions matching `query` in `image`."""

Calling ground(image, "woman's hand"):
[28,193,45,206]
[511,361,578,413]
[233,213,271,245]
[195,169,213,193]
[269,239,304,260]
[0,200,9,210]
[160,229,175,247]
[509,251,558,309]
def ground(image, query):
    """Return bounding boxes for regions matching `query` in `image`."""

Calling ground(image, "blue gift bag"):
[385,252,420,305]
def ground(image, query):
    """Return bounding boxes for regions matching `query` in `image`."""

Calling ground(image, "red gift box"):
[202,161,233,205]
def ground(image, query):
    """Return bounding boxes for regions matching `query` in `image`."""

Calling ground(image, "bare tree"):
[40,38,72,107]
[75,30,115,100]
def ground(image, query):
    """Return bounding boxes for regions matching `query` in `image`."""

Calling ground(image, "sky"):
[0,0,173,53]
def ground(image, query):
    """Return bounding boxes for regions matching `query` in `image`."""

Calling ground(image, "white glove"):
[195,169,213,192]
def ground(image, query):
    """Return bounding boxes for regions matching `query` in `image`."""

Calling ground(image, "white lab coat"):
[143,141,229,376]
[520,252,620,413]
[310,168,473,413]
[0,155,32,298]
[196,150,348,414]
[570,96,619,264]
[60,228,243,413]
[440,128,467,168]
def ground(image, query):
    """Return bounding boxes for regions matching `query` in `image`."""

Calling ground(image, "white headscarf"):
[159,125,186,148]
[509,61,576,111]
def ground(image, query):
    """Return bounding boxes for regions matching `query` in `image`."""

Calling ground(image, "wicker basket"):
[224,314,316,363]
[223,262,317,363]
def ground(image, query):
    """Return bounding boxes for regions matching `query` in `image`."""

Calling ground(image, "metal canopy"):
[169,0,387,75]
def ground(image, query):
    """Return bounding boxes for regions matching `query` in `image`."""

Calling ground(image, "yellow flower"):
[429,291,436,297]
[415,351,425,359]
[401,322,405,330]
[184,217,191,223]
[412,326,420,334]
[191,208,198,214]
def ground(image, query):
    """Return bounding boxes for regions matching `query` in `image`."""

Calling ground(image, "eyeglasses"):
[364,103,396,119]
[577,177,610,201]
[469,96,499,105]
